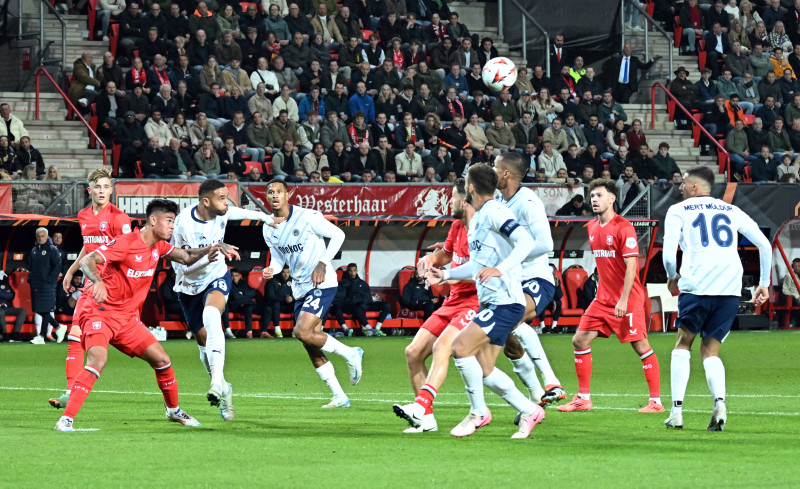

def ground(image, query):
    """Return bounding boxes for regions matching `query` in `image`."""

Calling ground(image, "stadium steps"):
[20,14,106,78]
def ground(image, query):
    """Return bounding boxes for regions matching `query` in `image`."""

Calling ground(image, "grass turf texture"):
[2,331,799,488]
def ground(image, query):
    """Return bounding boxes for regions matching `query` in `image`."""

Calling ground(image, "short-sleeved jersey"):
[77,203,132,255]
[442,219,477,302]
[663,196,771,295]
[263,205,340,300]
[588,214,645,307]
[91,229,175,315]
[497,186,554,283]
[467,199,526,306]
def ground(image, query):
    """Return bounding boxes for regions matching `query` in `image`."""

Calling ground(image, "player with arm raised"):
[557,178,663,413]
[392,178,480,433]
[427,164,546,439]
[494,152,567,412]
[49,167,132,410]
[55,199,238,431]
[663,166,771,431]
[172,179,281,421]
[262,179,364,408]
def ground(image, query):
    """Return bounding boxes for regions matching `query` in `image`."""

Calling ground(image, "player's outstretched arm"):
[168,242,240,266]
[440,261,473,283]
[417,243,453,275]
[63,246,86,293]
[79,252,107,304]
[226,207,284,228]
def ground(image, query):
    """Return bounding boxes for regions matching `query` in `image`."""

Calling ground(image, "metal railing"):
[499,0,550,76]
[35,67,108,167]
[619,184,650,218]
[17,0,66,71]
[621,0,674,80]
[650,81,731,181]
[9,180,87,216]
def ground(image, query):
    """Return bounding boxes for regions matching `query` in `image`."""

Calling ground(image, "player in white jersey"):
[662,166,771,431]
[428,164,546,439]
[172,179,280,421]
[493,153,567,414]
[262,179,364,408]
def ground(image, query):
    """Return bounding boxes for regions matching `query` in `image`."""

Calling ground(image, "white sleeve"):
[310,211,345,264]
[489,210,534,274]
[443,261,474,281]
[226,206,275,225]
[736,207,772,287]
[662,207,681,280]
[268,253,285,274]
[522,201,553,258]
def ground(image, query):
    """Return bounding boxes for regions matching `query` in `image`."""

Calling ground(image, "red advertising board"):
[114,181,239,216]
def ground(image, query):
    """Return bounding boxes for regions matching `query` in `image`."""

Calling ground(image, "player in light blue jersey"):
[494,153,567,414]
[428,164,546,439]
[172,179,281,421]
[663,166,771,431]
[262,179,364,408]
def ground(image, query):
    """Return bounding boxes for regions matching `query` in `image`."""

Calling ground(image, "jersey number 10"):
[691,212,733,247]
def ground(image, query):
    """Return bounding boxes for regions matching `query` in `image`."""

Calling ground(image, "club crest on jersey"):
[626,237,636,249]
[100,221,108,231]
[292,229,300,237]
[92,321,102,330]
[606,235,613,246]
[152,250,159,260]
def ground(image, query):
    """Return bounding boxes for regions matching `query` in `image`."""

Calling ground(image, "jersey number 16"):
[691,212,733,247]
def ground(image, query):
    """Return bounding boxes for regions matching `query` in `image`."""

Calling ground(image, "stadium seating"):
[560,265,589,328]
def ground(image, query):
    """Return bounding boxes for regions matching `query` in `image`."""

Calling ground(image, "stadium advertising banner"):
[114,181,240,216]
[0,184,11,213]
[246,184,581,217]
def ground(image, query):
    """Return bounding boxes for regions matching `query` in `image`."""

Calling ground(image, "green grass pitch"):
[2,331,799,488]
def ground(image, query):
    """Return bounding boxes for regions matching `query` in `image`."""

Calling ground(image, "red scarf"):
[132,67,146,86]
[348,124,370,145]
[447,98,464,119]
[154,67,171,88]
[393,49,404,69]
[431,23,447,41]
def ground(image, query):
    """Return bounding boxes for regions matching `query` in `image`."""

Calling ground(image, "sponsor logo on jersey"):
[277,243,304,254]
[592,249,616,257]
[121,224,131,234]
[152,250,159,260]
[126,268,156,278]
[84,235,111,244]
[625,237,636,249]
[469,241,482,252]
[99,221,108,231]
[606,235,613,246]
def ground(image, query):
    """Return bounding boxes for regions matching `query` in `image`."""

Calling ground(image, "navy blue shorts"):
[294,286,337,322]
[177,270,232,333]
[675,293,739,343]
[521,278,557,316]
[472,303,525,346]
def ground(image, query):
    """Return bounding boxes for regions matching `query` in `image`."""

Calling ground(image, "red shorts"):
[578,300,647,343]
[80,313,158,358]
[421,294,480,338]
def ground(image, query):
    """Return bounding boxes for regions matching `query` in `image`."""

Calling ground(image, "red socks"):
[64,365,101,419]
[414,384,437,414]
[65,335,83,390]
[640,349,661,399]
[574,349,592,396]
[154,362,179,409]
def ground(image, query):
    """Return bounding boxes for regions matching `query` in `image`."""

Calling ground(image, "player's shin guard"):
[63,365,101,419]
[513,324,560,386]
[414,384,437,414]
[65,334,83,390]
[454,356,488,416]
[509,353,545,401]
[703,356,726,402]
[483,367,537,414]
[203,306,226,387]
[574,348,592,398]
[316,361,346,398]
[640,349,661,400]
[670,349,691,410]
[154,362,179,409]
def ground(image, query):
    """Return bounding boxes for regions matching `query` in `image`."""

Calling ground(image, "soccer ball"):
[482,57,518,92]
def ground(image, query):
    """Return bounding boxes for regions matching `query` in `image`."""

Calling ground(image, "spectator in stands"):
[543,117,568,154]
[780,68,800,104]
[142,136,183,178]
[332,263,390,337]
[0,269,27,342]
[369,135,397,179]
[194,138,221,177]
[617,164,647,208]
[491,88,519,125]
[625,119,648,154]
[770,47,796,81]
[608,145,631,180]
[220,268,259,338]
[612,43,661,104]
[486,114,517,154]
[562,144,582,178]
[370,111,395,146]
[423,145,454,181]
[746,116,769,155]
[69,52,102,110]
[95,0,125,41]
[606,118,629,155]
[28,228,62,344]
[188,2,219,41]
[126,57,151,99]
[187,29,216,70]
[124,83,151,123]
[756,94,780,129]
[751,144,779,182]
[555,194,591,216]
[750,43,773,79]
[401,267,438,320]
[303,141,329,175]
[144,109,172,148]
[272,139,303,181]
[679,0,704,55]
[165,137,198,179]
[264,264,293,338]
[0,135,18,178]
[218,136,246,177]
[598,89,628,127]
[55,268,83,317]
[669,66,698,126]
[769,116,794,160]
[537,140,566,179]
[781,258,800,325]
[580,143,604,176]
[141,28,169,68]
[703,21,730,78]
[16,136,44,178]
[728,41,754,81]
[777,153,800,179]
[630,143,656,182]
[0,103,27,147]
[395,141,423,181]
[651,142,680,181]
[118,2,146,61]
[114,111,144,177]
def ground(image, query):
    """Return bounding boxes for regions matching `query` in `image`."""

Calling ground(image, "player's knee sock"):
[703,356,725,403]
[63,365,101,420]
[640,349,662,402]
[153,362,179,410]
[316,360,346,398]
[321,335,355,361]
[203,306,226,387]
[483,367,538,415]
[513,325,560,386]
[197,345,211,376]
[670,349,691,411]
[574,348,592,399]
[509,353,545,401]
[454,356,488,416]
[65,334,84,390]
[414,384,437,414]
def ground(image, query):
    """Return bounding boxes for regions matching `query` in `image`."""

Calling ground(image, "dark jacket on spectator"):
[16,145,45,177]
[142,146,180,176]
[747,126,771,153]
[335,272,372,307]
[402,277,434,307]
[266,275,293,303]
[229,276,257,309]
[28,237,61,312]
[220,148,247,176]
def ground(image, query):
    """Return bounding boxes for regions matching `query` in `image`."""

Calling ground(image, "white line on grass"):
[4,386,799,416]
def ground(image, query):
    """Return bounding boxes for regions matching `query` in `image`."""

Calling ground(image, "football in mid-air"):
[482,57,518,92]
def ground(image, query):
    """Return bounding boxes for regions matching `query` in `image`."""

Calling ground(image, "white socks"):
[316,361,346,398]
[670,349,691,410]
[513,324,560,386]
[484,367,538,415]
[703,356,726,403]
[203,306,226,387]
[454,356,488,416]
[509,353,545,402]
[321,335,356,362]
[198,345,211,376]
[35,314,43,336]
